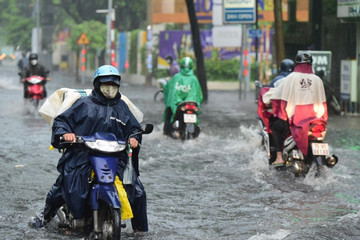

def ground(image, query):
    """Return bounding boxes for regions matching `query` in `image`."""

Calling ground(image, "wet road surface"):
[0,60,360,240]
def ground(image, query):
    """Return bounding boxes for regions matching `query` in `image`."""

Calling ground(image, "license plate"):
[311,143,329,156]
[183,113,197,123]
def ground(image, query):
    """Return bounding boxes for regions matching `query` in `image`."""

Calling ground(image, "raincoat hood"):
[93,78,121,103]
[163,70,203,123]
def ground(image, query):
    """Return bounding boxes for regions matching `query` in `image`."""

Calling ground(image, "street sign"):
[212,26,242,47]
[248,29,262,38]
[223,0,256,24]
[77,33,90,45]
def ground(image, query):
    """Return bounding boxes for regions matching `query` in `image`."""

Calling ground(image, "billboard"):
[157,30,241,68]
[158,29,273,68]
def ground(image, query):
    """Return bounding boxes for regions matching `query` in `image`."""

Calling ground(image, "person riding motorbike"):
[21,53,50,98]
[162,56,203,138]
[257,59,295,164]
[268,59,295,88]
[30,65,148,232]
[165,55,180,77]
[17,52,29,73]
[262,51,328,166]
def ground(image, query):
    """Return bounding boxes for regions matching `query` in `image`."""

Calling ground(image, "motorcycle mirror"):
[142,124,154,135]
[255,80,263,88]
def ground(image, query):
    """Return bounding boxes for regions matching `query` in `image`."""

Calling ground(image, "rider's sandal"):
[272,161,285,167]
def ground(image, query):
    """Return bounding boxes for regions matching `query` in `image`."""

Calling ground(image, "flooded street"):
[0,60,360,240]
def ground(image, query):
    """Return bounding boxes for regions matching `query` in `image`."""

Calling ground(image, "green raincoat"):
[163,67,203,123]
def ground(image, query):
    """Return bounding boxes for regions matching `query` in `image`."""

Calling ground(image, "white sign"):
[341,60,351,100]
[223,0,256,24]
[337,0,360,18]
[212,26,242,47]
[213,0,223,26]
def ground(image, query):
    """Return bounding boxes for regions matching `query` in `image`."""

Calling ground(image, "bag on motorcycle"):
[123,148,135,185]
[114,176,134,220]
[39,88,144,126]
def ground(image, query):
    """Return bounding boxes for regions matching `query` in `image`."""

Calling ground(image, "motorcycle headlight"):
[85,139,126,153]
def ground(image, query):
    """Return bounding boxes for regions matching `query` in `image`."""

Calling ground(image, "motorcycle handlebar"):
[59,136,84,144]
[58,124,153,145]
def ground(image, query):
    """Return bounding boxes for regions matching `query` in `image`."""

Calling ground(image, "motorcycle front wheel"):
[154,90,164,102]
[31,98,39,109]
[97,202,121,240]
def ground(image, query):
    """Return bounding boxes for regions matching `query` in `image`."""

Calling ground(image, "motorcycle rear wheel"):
[330,95,341,114]
[97,202,121,240]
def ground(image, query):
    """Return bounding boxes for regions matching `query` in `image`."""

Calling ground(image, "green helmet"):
[180,57,193,69]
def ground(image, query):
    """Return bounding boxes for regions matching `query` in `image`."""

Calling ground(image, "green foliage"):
[140,44,146,75]
[67,20,106,55]
[203,58,240,81]
[52,0,146,31]
[323,0,337,15]
[0,1,34,51]
[154,69,169,79]
[129,29,141,74]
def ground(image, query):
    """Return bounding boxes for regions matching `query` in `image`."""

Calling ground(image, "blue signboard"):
[118,33,127,73]
[223,0,256,24]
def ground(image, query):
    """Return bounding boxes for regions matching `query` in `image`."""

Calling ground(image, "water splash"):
[248,229,291,240]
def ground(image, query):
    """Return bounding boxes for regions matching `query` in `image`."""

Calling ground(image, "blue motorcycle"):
[56,124,153,239]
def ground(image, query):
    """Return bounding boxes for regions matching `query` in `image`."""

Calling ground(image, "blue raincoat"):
[47,87,148,230]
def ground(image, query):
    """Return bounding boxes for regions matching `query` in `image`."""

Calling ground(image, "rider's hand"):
[129,137,138,149]
[63,133,76,142]
[265,101,272,108]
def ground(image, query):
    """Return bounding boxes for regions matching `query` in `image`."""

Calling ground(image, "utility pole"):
[145,25,153,86]
[274,0,285,67]
[36,0,40,53]
[97,0,116,66]
[185,0,208,102]
[32,0,42,54]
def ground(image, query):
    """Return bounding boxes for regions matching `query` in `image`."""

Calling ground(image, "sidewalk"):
[122,72,256,91]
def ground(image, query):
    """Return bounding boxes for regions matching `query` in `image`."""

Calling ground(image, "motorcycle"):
[323,79,342,115]
[19,72,49,109]
[56,124,153,239]
[167,101,200,140]
[153,77,169,102]
[255,80,338,176]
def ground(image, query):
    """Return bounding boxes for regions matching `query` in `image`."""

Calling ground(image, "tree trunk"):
[185,0,208,102]
[274,0,285,67]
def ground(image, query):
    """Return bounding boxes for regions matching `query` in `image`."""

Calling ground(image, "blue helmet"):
[280,59,295,73]
[93,65,121,86]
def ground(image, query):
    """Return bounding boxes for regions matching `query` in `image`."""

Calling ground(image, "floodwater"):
[0,60,359,240]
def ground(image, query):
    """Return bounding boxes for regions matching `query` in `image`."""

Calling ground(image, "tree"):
[52,0,146,31]
[0,1,34,51]
[185,0,208,102]
[67,20,107,80]
[273,0,285,67]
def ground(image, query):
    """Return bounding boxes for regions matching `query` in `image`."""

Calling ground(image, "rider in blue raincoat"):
[31,65,148,232]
